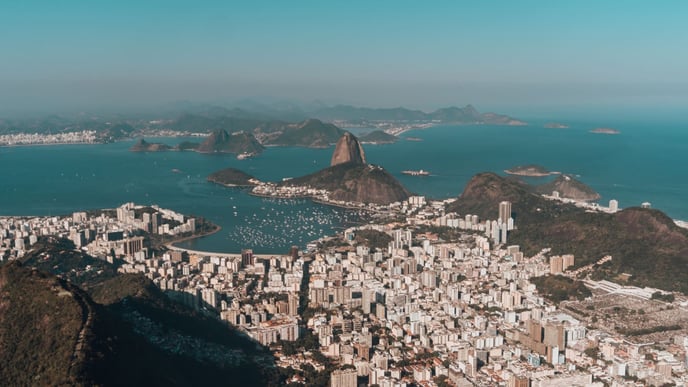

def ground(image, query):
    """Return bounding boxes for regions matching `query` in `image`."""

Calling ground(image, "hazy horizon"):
[2,1,687,117]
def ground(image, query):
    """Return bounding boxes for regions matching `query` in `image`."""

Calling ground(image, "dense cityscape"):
[3,186,688,386]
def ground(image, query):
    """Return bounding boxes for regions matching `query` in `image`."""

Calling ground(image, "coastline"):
[166,221,222,248]
[248,190,377,212]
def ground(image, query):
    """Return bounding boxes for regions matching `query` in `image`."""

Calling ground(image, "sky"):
[1,1,687,114]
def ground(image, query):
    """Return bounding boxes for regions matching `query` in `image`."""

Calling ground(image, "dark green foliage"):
[617,325,682,336]
[175,140,200,150]
[651,291,675,302]
[266,119,344,147]
[168,113,285,134]
[197,129,264,154]
[0,263,86,385]
[129,138,172,152]
[3,240,279,386]
[450,173,688,293]
[355,229,392,251]
[530,275,592,303]
[207,167,258,186]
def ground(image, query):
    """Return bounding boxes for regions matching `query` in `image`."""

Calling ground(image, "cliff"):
[196,130,264,154]
[330,132,366,166]
[448,173,688,293]
[535,174,601,201]
[283,162,411,205]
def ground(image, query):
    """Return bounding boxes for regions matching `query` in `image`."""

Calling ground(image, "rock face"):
[330,132,367,166]
[536,174,601,201]
[284,163,410,205]
[196,130,264,154]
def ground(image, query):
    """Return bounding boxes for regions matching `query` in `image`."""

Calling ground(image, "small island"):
[207,168,260,187]
[544,122,569,129]
[359,130,397,144]
[590,127,620,135]
[504,164,560,177]
[129,139,172,152]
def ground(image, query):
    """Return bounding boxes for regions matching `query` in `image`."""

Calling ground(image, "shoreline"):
[165,221,223,247]
[248,190,378,212]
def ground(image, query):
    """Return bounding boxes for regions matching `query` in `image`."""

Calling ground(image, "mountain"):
[313,105,428,121]
[447,173,688,293]
[196,130,265,154]
[359,130,398,144]
[283,162,411,205]
[96,123,135,142]
[207,168,259,187]
[166,113,287,134]
[1,238,279,386]
[428,105,482,122]
[330,132,366,166]
[129,138,172,152]
[311,104,525,125]
[263,119,345,148]
[535,174,601,201]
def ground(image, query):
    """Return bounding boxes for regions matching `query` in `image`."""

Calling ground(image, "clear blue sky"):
[1,1,687,113]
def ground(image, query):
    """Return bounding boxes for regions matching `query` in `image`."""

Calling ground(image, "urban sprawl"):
[2,193,688,387]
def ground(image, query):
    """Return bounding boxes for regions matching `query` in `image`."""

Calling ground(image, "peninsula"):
[535,174,601,201]
[207,168,260,187]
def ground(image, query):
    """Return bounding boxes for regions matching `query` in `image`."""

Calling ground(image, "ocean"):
[1,116,686,253]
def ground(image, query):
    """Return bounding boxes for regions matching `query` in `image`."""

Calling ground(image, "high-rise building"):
[550,256,564,274]
[499,201,512,224]
[330,368,357,387]
[562,254,575,270]
[241,249,254,267]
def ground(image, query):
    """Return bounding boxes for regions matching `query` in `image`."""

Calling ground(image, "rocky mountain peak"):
[330,132,366,166]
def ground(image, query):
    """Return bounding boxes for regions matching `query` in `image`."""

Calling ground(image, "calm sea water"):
[1,117,686,253]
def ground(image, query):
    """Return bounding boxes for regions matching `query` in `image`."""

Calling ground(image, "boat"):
[237,152,254,160]
[401,169,430,176]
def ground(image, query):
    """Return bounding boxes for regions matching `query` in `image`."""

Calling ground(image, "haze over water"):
[2,113,686,253]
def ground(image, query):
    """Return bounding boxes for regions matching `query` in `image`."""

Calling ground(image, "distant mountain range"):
[1,102,526,149]
[310,104,525,125]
